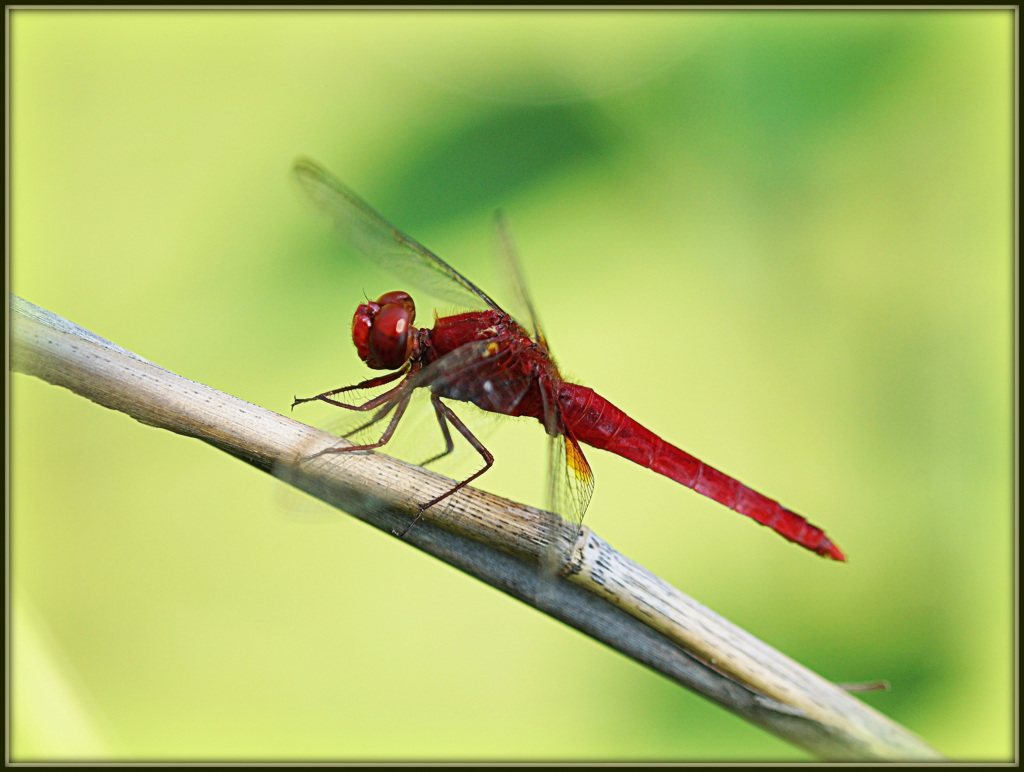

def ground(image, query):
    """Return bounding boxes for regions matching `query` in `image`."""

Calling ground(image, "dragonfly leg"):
[292,367,408,410]
[415,393,456,468]
[307,387,413,460]
[394,399,494,538]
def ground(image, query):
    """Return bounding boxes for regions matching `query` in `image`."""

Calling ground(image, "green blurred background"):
[9,10,1013,762]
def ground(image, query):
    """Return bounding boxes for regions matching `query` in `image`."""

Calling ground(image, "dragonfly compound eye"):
[368,302,414,370]
[375,291,416,324]
[351,302,379,367]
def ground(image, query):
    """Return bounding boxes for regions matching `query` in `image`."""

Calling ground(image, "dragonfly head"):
[351,291,417,370]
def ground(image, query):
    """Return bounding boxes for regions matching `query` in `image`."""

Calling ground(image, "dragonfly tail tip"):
[821,539,846,562]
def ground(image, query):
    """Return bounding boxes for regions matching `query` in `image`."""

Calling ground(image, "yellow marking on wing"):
[566,438,592,483]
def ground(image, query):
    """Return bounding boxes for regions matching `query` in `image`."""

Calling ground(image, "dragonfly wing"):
[294,158,503,313]
[536,430,595,578]
[492,211,548,349]
[409,339,534,415]
[550,430,595,539]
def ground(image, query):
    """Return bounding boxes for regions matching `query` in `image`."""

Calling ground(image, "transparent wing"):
[493,213,593,569]
[294,158,503,314]
[550,431,595,542]
[534,376,595,570]
[492,211,548,349]
[408,338,535,413]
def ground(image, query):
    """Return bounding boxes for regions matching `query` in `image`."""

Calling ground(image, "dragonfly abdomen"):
[558,384,845,561]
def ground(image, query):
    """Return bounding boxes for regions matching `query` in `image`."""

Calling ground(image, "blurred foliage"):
[10,9,1013,762]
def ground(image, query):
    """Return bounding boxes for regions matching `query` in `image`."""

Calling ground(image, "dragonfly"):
[291,159,845,562]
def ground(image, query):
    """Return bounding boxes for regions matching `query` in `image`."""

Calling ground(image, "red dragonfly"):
[291,159,845,561]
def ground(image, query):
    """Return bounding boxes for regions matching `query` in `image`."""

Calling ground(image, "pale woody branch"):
[10,294,943,762]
